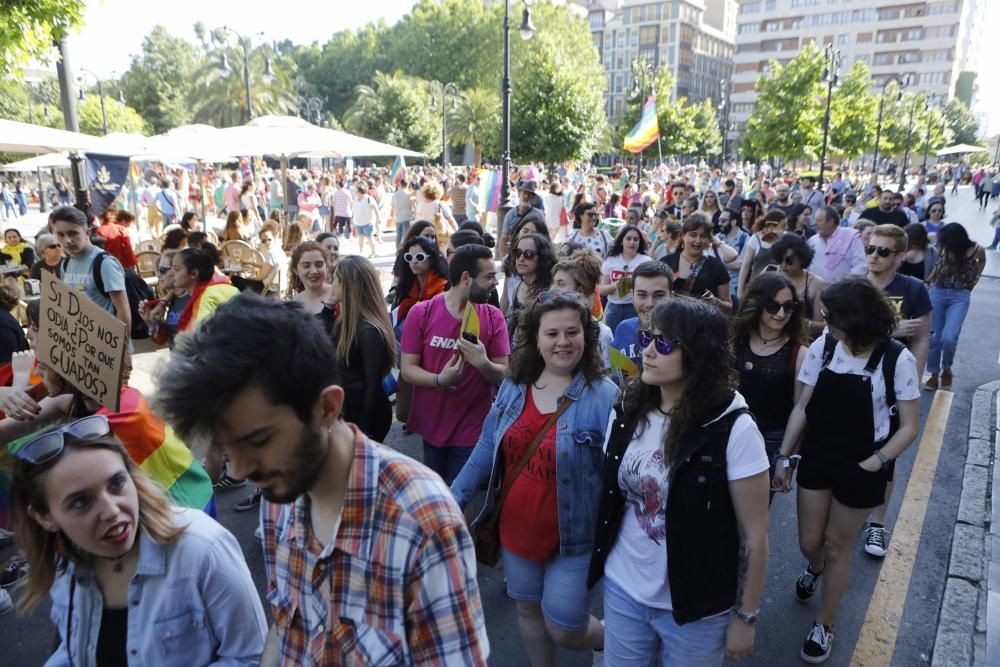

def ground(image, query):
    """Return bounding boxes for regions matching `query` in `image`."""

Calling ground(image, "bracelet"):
[434,373,441,388]
[873,449,891,468]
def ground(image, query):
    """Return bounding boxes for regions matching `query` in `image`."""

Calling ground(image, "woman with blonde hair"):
[8,424,266,662]
[417,180,457,248]
[327,256,396,441]
[282,220,305,253]
[219,211,245,242]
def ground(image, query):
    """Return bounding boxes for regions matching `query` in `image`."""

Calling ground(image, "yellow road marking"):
[850,390,954,666]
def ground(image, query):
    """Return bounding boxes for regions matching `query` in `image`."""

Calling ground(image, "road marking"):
[851,390,953,666]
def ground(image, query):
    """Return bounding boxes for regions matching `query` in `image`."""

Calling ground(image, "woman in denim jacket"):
[452,291,618,666]
[8,419,266,666]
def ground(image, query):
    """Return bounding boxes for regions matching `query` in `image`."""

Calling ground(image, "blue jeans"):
[502,548,594,631]
[928,286,972,374]
[603,577,730,666]
[604,301,636,334]
[422,441,473,485]
[395,220,411,247]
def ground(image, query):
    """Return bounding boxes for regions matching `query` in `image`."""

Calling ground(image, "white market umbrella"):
[0,118,99,153]
[144,124,236,163]
[217,115,425,158]
[936,143,989,156]
[2,152,71,171]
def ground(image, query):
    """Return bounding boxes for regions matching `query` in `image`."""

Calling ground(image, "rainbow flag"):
[624,94,660,154]
[390,155,407,185]
[477,169,503,213]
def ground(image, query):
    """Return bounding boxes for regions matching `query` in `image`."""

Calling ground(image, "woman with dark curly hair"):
[599,224,654,332]
[589,297,769,664]
[394,235,449,324]
[732,272,807,499]
[772,276,921,663]
[452,291,617,664]
[503,232,557,337]
[771,232,826,338]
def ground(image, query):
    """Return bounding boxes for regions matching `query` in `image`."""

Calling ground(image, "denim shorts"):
[501,548,593,631]
[355,223,373,237]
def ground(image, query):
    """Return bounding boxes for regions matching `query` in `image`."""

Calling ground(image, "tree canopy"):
[0,0,85,77]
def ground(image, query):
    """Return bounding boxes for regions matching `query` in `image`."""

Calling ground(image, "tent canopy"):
[216,115,425,159]
[936,143,989,156]
[0,118,99,153]
[1,152,71,171]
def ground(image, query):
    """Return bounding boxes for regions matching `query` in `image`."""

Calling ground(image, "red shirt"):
[95,221,137,270]
[499,387,560,563]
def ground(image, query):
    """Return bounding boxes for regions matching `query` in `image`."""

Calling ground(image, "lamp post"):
[818,43,841,191]
[430,81,460,166]
[922,95,937,174]
[872,74,908,180]
[77,68,109,135]
[299,96,323,125]
[499,0,535,221]
[216,27,272,123]
[899,94,923,192]
[717,78,731,168]
[629,60,662,168]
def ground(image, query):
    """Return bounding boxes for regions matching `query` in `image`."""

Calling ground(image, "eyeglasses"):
[584,211,600,218]
[639,329,677,355]
[865,245,895,258]
[536,290,581,304]
[514,248,539,260]
[404,252,429,263]
[9,415,112,465]
[764,299,799,315]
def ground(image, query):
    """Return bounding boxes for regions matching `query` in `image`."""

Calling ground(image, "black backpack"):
[821,334,905,436]
[63,252,155,340]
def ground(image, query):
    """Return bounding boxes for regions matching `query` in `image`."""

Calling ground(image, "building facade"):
[730,0,986,145]
[578,1,737,127]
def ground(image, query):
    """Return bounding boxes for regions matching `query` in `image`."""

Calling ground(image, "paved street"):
[1,187,999,665]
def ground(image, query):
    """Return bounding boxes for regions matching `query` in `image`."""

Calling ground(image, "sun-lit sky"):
[51,0,1000,135]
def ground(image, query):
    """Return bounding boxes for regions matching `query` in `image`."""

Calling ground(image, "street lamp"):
[818,43,841,191]
[299,96,323,125]
[872,74,908,179]
[216,27,272,123]
[629,60,662,167]
[430,81,460,166]
[922,95,938,174]
[77,68,109,135]
[717,78,731,167]
[899,94,923,191]
[500,0,535,217]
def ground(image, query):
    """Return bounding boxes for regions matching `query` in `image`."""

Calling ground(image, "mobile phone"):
[461,332,478,345]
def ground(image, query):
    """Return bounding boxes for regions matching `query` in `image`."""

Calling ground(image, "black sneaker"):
[235,489,262,512]
[864,523,887,558]
[800,622,834,663]
[795,564,823,602]
[0,556,28,588]
[213,473,247,490]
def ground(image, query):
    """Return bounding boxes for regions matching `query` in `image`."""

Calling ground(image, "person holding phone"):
[663,213,732,313]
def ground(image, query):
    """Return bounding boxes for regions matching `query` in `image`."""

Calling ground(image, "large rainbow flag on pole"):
[624,94,660,154]
[390,155,407,185]
[476,169,503,213]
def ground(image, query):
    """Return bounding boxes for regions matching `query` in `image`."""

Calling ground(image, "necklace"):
[756,329,785,345]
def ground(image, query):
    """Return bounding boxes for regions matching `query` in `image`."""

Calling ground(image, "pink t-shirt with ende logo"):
[401,294,510,447]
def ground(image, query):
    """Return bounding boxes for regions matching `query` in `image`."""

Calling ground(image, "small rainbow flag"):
[609,347,639,381]
[477,169,502,212]
[390,155,406,185]
[624,94,660,154]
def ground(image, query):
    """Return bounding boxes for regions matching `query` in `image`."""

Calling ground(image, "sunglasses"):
[404,252,429,263]
[9,415,112,465]
[536,290,581,304]
[865,245,895,258]
[514,248,539,260]
[46,244,60,249]
[639,329,677,355]
[764,299,799,315]
[158,266,171,275]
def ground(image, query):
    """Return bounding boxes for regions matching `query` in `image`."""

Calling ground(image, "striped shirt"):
[261,427,489,666]
[449,185,468,216]
[332,187,353,218]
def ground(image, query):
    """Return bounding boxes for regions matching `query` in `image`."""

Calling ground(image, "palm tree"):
[189,44,298,127]
[343,71,440,157]
[447,87,499,166]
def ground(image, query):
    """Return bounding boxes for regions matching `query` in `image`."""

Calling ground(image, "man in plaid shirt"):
[155,295,489,666]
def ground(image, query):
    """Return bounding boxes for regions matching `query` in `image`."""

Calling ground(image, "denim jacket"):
[45,508,267,667]
[451,372,619,556]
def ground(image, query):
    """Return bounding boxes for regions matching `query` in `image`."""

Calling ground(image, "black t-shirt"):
[0,310,28,364]
[664,252,730,297]
[883,273,932,320]
[859,206,909,227]
[96,606,128,667]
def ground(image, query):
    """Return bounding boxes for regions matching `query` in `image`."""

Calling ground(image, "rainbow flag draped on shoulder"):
[624,94,660,154]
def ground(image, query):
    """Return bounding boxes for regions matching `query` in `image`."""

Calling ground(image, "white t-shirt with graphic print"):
[797,336,920,441]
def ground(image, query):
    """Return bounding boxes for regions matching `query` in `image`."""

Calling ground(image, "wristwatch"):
[873,449,891,469]
[732,608,759,625]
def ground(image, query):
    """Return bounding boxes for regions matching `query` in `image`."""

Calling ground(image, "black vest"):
[588,401,750,625]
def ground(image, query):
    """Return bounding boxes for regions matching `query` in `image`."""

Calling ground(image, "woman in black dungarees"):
[771,276,921,664]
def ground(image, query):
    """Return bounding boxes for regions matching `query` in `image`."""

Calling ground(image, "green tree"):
[741,42,825,162]
[942,98,980,146]
[0,0,85,77]
[448,87,500,166]
[124,26,202,133]
[689,99,722,157]
[827,61,877,159]
[75,97,147,136]
[343,71,440,158]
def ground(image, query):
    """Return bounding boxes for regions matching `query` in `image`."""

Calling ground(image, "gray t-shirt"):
[62,246,126,315]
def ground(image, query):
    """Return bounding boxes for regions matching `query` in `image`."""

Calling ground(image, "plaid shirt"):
[261,427,489,666]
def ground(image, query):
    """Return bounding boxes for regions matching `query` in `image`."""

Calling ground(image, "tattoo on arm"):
[734,543,750,610]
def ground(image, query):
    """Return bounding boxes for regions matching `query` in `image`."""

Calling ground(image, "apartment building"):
[576,0,738,125]
[730,0,986,145]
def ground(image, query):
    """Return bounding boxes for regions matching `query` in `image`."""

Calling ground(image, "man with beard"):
[609,261,674,369]
[859,188,910,227]
[401,244,509,484]
[768,182,796,217]
[154,294,490,666]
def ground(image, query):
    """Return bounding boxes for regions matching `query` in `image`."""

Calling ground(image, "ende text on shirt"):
[429,335,461,350]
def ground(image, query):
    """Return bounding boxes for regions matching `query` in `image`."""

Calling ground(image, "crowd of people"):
[0,155,992,667]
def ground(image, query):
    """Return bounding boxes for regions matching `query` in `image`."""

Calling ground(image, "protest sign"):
[37,272,126,411]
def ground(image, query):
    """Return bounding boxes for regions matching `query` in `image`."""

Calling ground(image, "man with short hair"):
[332,179,353,239]
[806,206,866,282]
[841,192,861,227]
[391,180,415,248]
[863,223,931,559]
[859,189,909,227]
[223,172,241,214]
[401,244,509,484]
[769,183,795,217]
[50,205,131,332]
[660,181,688,219]
[798,176,825,222]
[466,171,482,225]
[893,191,920,225]
[449,173,470,225]
[610,261,674,369]
[499,181,545,259]
[153,295,489,665]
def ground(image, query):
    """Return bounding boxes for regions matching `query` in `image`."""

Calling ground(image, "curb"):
[931,381,1000,666]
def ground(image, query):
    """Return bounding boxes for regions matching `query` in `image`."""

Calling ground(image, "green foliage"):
[942,99,980,146]
[689,99,722,156]
[0,0,85,77]
[343,71,440,158]
[615,69,697,157]
[827,61,877,158]
[124,26,201,134]
[448,87,501,165]
[76,97,147,136]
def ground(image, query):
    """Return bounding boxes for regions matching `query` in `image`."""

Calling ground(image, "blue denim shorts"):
[501,548,593,631]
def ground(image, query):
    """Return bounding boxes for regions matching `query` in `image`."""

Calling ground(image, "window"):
[838,33,849,45]
[903,29,923,41]
[765,0,777,10]
[639,25,658,45]
[765,21,780,32]
[741,2,761,13]
[873,53,894,66]
[588,13,604,30]
[899,52,920,64]
[857,32,872,43]
[854,54,871,65]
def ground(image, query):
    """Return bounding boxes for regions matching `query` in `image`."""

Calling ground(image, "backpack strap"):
[91,251,108,297]
[820,333,837,368]
[864,338,905,436]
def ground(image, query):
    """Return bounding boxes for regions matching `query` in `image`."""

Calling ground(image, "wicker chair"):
[220,240,256,267]
[137,239,160,254]
[135,251,160,279]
